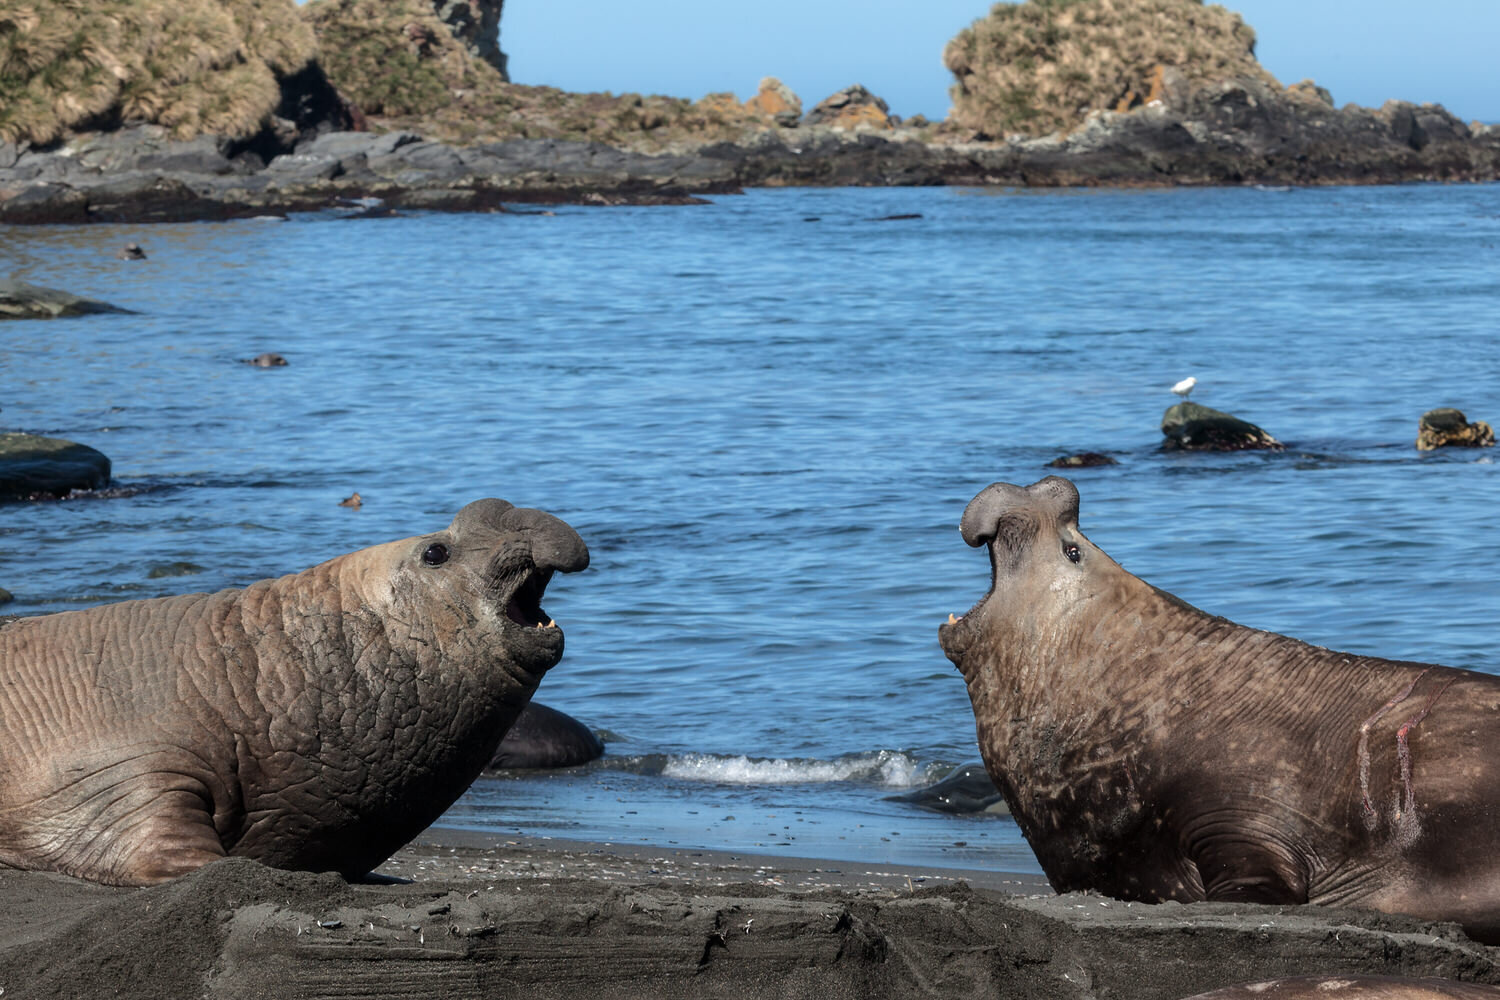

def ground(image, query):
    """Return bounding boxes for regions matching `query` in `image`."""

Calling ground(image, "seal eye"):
[421,543,450,567]
[1064,543,1081,564]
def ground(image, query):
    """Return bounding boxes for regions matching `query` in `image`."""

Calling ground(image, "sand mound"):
[1,840,1498,999]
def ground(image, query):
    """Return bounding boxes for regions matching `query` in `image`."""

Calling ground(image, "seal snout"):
[479,506,589,637]
[500,507,590,577]
[959,476,1081,549]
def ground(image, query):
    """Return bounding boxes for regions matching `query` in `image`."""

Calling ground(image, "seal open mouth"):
[503,567,556,629]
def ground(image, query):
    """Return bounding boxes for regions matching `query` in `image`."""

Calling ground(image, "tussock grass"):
[301,0,501,117]
[0,0,315,145]
[944,0,1279,137]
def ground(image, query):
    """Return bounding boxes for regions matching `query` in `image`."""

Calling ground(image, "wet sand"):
[0,829,1496,999]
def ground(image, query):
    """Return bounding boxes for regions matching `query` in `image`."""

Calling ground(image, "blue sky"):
[501,1,1497,124]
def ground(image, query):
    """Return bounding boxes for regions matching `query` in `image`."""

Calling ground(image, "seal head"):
[939,475,1088,667]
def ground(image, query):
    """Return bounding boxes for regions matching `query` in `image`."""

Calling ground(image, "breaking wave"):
[598,750,945,789]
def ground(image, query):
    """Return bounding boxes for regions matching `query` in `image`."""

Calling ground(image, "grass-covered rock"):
[300,0,803,149]
[944,0,1280,138]
[0,0,316,145]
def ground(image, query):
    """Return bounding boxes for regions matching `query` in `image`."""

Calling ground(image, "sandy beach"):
[0,829,1495,1000]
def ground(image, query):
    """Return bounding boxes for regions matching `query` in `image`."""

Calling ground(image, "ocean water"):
[2,183,1497,876]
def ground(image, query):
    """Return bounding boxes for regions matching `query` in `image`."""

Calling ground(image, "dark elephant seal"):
[488,701,604,769]
[888,763,1007,814]
[1181,976,1500,999]
[0,499,587,886]
[939,476,1500,942]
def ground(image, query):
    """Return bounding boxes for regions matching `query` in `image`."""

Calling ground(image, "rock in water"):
[1416,408,1494,450]
[0,279,132,320]
[0,433,112,500]
[1048,452,1119,468]
[1161,401,1282,451]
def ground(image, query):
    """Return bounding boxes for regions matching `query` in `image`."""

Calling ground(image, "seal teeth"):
[948,613,960,624]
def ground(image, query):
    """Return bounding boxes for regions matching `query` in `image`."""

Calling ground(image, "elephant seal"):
[888,763,1007,814]
[487,701,604,769]
[1181,976,1500,999]
[938,476,1500,942]
[0,499,588,886]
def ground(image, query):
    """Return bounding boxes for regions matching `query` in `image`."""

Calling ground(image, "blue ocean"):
[3,183,1497,876]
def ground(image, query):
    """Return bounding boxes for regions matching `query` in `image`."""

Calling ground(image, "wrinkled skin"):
[0,499,588,886]
[939,476,1500,943]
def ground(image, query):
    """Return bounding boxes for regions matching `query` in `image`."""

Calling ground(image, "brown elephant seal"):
[939,476,1500,942]
[1181,976,1500,999]
[0,499,588,886]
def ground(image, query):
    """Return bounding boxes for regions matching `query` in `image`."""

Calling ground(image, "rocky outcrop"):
[0,127,742,223]
[1416,408,1494,451]
[302,0,509,120]
[432,1,507,79]
[944,0,1277,139]
[0,0,317,146]
[5,103,1497,225]
[0,433,112,500]
[0,279,132,319]
[743,78,802,127]
[804,85,894,130]
[1161,401,1283,451]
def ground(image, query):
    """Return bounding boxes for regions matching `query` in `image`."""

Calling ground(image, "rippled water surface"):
[3,183,1497,873]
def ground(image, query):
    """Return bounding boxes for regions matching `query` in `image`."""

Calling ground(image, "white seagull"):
[1171,376,1197,401]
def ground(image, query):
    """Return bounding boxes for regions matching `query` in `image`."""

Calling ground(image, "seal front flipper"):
[114,788,229,885]
[1184,812,1311,905]
[17,779,229,887]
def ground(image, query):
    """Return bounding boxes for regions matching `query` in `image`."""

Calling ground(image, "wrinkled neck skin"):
[191,539,533,874]
[947,542,1423,901]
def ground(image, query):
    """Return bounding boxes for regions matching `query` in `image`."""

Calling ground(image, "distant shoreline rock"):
[4,98,1496,226]
[3,0,1498,225]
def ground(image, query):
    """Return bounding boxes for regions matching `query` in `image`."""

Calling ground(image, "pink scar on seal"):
[1356,668,1455,827]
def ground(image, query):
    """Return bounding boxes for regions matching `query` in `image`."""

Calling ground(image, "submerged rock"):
[0,279,132,319]
[1416,408,1494,450]
[0,433,112,500]
[1048,452,1119,468]
[1161,401,1282,452]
